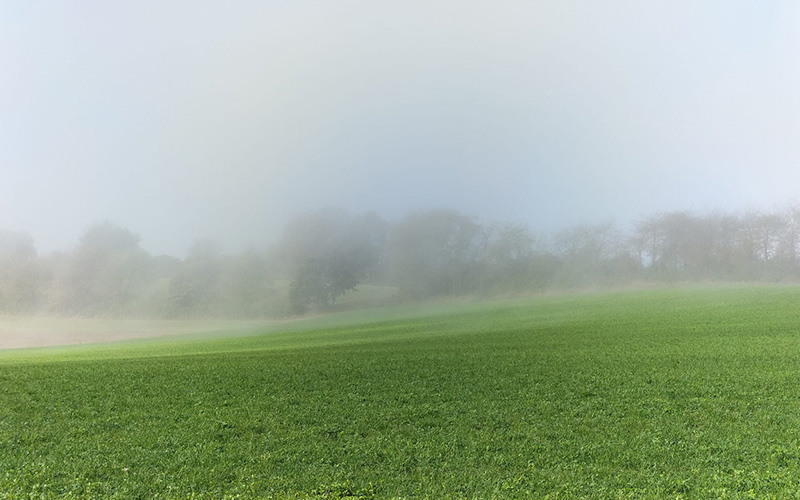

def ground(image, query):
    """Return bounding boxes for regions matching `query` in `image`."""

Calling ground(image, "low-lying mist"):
[2,205,800,320]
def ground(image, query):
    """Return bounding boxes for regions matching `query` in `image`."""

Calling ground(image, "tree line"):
[2,207,800,318]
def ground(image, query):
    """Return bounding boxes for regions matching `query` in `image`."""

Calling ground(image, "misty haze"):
[3,2,800,257]
[4,1,800,498]
[3,206,800,328]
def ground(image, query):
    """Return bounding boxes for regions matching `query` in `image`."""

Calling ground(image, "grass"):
[3,286,800,498]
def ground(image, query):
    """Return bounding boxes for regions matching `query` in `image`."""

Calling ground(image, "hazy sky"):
[2,1,799,256]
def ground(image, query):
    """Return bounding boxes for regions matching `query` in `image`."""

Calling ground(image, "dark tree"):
[288,252,362,315]
[277,209,387,314]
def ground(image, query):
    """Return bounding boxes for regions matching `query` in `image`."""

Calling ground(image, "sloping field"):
[3,287,800,498]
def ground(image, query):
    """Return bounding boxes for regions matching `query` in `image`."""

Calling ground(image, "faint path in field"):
[0,317,282,350]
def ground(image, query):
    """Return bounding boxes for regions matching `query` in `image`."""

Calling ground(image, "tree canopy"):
[5,206,800,317]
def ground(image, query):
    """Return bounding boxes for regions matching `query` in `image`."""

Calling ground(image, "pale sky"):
[2,1,799,256]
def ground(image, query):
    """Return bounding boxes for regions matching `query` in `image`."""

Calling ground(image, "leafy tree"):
[289,252,361,315]
[278,209,387,313]
[63,222,150,315]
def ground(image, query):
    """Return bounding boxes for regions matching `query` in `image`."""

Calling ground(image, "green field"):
[3,287,800,498]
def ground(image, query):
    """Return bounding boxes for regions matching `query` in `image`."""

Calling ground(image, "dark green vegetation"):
[3,287,800,498]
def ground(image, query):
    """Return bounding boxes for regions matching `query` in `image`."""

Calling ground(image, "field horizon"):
[0,281,754,352]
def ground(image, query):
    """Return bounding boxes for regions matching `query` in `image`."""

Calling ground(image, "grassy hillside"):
[3,287,800,498]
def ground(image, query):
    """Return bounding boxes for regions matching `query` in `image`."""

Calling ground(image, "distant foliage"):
[0,231,39,313]
[288,253,361,315]
[386,210,484,297]
[166,239,222,317]
[8,206,800,317]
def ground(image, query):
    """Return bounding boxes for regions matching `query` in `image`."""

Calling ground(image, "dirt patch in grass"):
[0,316,277,350]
